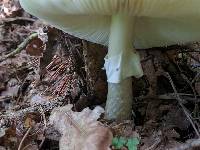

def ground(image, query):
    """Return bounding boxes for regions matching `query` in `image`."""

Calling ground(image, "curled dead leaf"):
[50,105,113,150]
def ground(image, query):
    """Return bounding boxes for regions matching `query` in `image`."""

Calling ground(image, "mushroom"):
[20,0,200,120]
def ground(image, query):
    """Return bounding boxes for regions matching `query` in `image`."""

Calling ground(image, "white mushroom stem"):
[106,77,133,120]
[105,14,143,120]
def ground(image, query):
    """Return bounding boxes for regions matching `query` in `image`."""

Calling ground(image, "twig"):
[164,72,200,138]
[39,106,47,129]
[64,112,87,136]
[0,33,38,62]
[38,106,47,149]
[144,138,161,150]
[1,17,36,23]
[0,96,65,128]
[192,72,200,84]
[176,63,197,99]
[170,138,200,150]
[22,143,36,150]
[18,127,32,150]
[181,74,197,99]
[39,138,45,150]
[187,53,200,64]
[180,50,200,53]
[136,93,199,102]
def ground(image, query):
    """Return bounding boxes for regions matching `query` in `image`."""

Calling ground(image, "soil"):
[0,0,200,150]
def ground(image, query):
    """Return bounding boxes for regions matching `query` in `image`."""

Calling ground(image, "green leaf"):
[112,137,126,149]
[112,137,139,150]
[126,138,139,150]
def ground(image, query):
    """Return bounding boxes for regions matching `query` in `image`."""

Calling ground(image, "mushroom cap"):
[20,0,200,49]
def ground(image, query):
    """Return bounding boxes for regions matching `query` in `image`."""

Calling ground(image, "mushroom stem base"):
[105,77,133,120]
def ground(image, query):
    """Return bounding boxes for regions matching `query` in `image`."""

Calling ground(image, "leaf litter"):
[0,0,200,150]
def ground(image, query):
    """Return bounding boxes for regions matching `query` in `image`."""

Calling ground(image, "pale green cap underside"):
[20,0,200,49]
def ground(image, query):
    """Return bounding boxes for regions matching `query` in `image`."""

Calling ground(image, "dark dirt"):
[1,0,200,150]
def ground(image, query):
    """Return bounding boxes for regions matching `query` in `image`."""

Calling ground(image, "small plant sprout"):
[20,0,200,120]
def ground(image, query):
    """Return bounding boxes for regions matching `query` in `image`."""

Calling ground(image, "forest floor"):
[0,0,200,150]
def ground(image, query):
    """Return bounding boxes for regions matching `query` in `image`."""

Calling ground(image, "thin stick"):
[64,112,87,136]
[164,72,200,138]
[145,138,161,150]
[176,63,197,99]
[18,127,32,150]
[22,143,35,150]
[192,72,200,84]
[0,33,38,62]
[0,96,65,128]
[170,138,200,150]
[1,17,36,23]
[38,106,47,149]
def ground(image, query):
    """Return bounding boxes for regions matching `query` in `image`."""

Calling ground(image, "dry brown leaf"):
[26,37,45,56]
[50,105,113,150]
[0,0,20,18]
[24,117,33,128]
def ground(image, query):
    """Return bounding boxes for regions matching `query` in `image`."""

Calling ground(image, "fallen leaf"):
[26,37,45,56]
[24,117,33,128]
[50,105,113,150]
